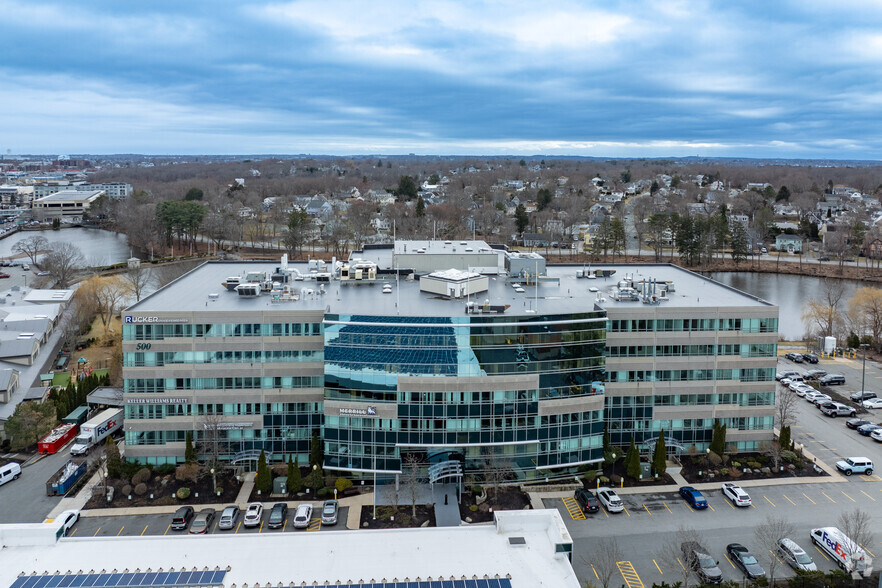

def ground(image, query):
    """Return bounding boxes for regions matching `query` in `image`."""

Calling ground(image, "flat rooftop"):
[126,261,773,317]
[33,190,102,202]
[0,511,579,587]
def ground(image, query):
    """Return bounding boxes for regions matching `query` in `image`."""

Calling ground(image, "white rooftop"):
[0,511,579,587]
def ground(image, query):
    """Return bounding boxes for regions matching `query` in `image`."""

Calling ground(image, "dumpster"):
[46,459,87,496]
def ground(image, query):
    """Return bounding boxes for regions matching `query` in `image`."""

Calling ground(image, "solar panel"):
[299,581,511,588]
[9,571,227,588]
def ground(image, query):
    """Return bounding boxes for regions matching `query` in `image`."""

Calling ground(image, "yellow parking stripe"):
[707,504,714,512]
[643,504,652,516]
[140,525,148,536]
[802,493,816,504]
[562,497,586,520]
[93,527,101,537]
[116,526,125,536]
[813,544,831,562]
[282,520,287,531]
[862,546,875,558]
[859,490,876,502]
[307,518,322,531]
[782,494,796,506]
[821,492,836,503]
[676,557,685,571]
[623,507,631,517]
[591,565,599,579]
[664,503,672,514]
[163,525,170,535]
[840,491,856,503]
[616,561,645,588]
[724,555,736,569]
[764,496,776,507]
[653,560,662,575]
[68,528,77,537]
[234,521,241,534]
[725,499,734,510]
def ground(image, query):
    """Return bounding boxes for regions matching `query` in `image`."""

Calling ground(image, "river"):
[706,272,866,341]
[0,227,130,267]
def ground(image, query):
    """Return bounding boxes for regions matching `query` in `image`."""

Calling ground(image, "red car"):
[0,273,9,278]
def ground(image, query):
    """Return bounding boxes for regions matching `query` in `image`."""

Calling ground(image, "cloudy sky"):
[2,0,882,158]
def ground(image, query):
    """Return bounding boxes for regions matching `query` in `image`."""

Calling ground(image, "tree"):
[754,517,795,586]
[401,453,424,518]
[282,208,310,256]
[729,222,749,265]
[778,425,792,452]
[78,275,127,328]
[396,175,418,200]
[155,200,206,248]
[4,401,56,450]
[584,538,624,588]
[656,526,705,588]
[625,435,641,479]
[415,195,426,218]
[802,279,845,338]
[776,387,798,431]
[184,187,204,201]
[620,169,632,184]
[536,188,553,211]
[650,180,659,195]
[837,508,875,566]
[12,235,49,265]
[199,413,227,491]
[776,186,791,202]
[255,449,272,494]
[42,242,84,288]
[428,173,440,185]
[652,430,667,476]
[184,431,197,464]
[121,262,152,302]
[287,455,302,493]
[709,420,726,456]
[514,204,529,235]
[105,435,123,479]
[310,430,323,468]
[846,287,882,348]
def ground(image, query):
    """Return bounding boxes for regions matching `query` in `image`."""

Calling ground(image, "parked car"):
[574,489,600,514]
[679,486,709,509]
[820,402,856,418]
[321,499,339,525]
[36,270,50,276]
[243,502,263,527]
[777,538,817,572]
[811,394,832,407]
[293,503,313,529]
[681,541,722,584]
[267,503,288,529]
[785,352,803,363]
[863,398,882,409]
[170,506,195,531]
[835,457,874,476]
[792,384,815,397]
[56,509,80,536]
[870,430,882,443]
[846,418,871,430]
[803,369,827,380]
[0,273,9,279]
[802,353,819,364]
[596,487,624,513]
[721,482,751,507]
[776,370,801,381]
[217,505,240,530]
[819,374,846,386]
[849,391,876,402]
[857,423,882,436]
[189,508,216,534]
[804,391,826,403]
[727,543,766,579]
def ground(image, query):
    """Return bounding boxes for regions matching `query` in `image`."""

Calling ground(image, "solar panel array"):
[327,581,510,588]
[10,571,226,588]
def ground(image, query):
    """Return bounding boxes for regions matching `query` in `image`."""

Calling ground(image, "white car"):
[811,394,832,407]
[804,391,826,403]
[243,502,263,527]
[870,429,882,442]
[863,398,882,409]
[721,482,751,507]
[293,503,313,528]
[792,385,814,397]
[56,509,80,535]
[596,487,624,513]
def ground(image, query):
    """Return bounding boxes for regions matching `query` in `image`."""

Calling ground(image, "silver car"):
[321,500,338,525]
[217,505,240,530]
[777,538,816,572]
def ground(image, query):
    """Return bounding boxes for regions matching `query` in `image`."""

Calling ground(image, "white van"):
[810,527,871,575]
[0,462,22,486]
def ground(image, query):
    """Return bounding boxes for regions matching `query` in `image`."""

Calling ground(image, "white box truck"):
[810,527,872,575]
[70,408,123,455]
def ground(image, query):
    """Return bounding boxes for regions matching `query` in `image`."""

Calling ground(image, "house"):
[0,368,20,404]
[0,332,40,366]
[522,233,551,247]
[305,196,333,218]
[775,234,803,253]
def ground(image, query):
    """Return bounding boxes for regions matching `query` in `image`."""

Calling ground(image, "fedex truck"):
[811,527,872,575]
[69,408,123,456]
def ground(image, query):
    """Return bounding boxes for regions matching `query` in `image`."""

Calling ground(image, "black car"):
[681,541,722,585]
[802,353,819,364]
[846,418,871,430]
[850,391,877,402]
[267,503,288,529]
[574,489,599,513]
[170,506,195,531]
[803,369,827,380]
[727,543,767,579]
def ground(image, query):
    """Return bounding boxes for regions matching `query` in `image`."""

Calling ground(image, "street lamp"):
[860,343,870,396]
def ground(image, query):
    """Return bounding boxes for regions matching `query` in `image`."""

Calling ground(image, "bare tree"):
[776,387,799,430]
[481,447,514,500]
[400,453,425,518]
[42,242,85,288]
[837,508,875,570]
[754,516,795,586]
[199,413,228,493]
[802,278,845,338]
[122,262,153,302]
[655,526,706,588]
[583,538,623,588]
[11,235,49,265]
[759,440,786,470]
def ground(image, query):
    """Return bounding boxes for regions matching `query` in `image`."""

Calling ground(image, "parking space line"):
[862,545,876,558]
[764,496,776,507]
[623,507,630,517]
[663,503,672,514]
[813,545,831,562]
[591,565,599,579]
[616,560,644,588]
[725,499,734,510]
[93,527,101,537]
[782,494,796,506]
[68,528,78,537]
[562,497,586,520]
[643,504,652,516]
[258,522,263,533]
[802,493,816,504]
[652,560,662,575]
[676,557,685,571]
[235,522,240,533]
[840,491,856,503]
[116,526,125,536]
[724,554,736,570]
[282,520,287,531]
[870,475,882,482]
[821,492,836,503]
[859,490,876,502]
[601,506,609,518]
[163,525,170,535]
[140,525,148,536]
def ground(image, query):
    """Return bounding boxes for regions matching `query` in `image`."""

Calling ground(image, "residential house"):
[0,368,20,404]
[866,238,882,259]
[775,234,803,253]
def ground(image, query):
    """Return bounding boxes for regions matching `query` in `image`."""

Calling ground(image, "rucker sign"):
[124,316,189,324]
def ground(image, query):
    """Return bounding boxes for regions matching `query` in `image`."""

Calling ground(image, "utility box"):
[273,477,287,495]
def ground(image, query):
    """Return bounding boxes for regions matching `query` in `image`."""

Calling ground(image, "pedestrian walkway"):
[234,472,255,504]
[375,482,461,527]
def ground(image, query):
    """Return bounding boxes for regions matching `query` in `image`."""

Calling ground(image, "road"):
[0,447,74,523]
[556,479,881,587]
[64,507,350,537]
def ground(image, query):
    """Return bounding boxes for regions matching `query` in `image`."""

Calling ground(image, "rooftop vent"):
[508,537,526,546]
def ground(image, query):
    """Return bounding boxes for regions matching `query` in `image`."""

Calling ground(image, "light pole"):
[860,343,869,396]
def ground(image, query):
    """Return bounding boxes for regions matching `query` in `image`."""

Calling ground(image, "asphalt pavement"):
[0,449,75,523]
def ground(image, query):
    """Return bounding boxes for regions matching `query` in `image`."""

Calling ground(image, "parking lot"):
[66,506,350,537]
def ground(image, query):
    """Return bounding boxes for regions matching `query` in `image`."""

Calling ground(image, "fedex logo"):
[97,420,117,435]
[822,532,847,559]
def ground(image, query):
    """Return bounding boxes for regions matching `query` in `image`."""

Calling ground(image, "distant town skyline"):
[2,1,882,159]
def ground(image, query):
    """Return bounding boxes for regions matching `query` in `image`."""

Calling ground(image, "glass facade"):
[323,312,606,477]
